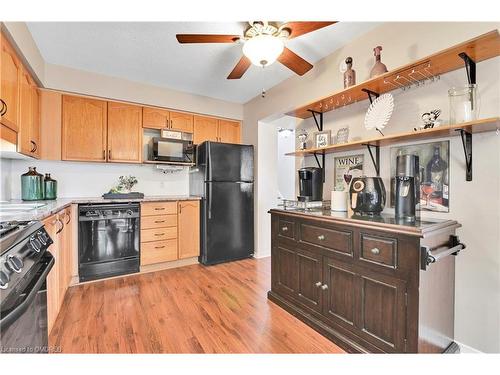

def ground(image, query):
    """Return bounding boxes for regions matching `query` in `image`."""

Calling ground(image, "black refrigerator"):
[190,141,254,265]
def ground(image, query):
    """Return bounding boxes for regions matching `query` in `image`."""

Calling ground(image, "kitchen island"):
[268,208,464,353]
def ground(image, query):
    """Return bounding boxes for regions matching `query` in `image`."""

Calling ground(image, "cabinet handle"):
[108,150,112,160]
[317,234,325,241]
[30,140,37,153]
[371,248,380,255]
[321,284,328,290]
[65,212,71,225]
[170,119,173,129]
[103,150,106,160]
[315,281,322,287]
[56,219,64,234]
[0,99,7,116]
[154,220,165,223]
[154,233,165,237]
[179,204,182,214]
[155,207,165,211]
[155,245,165,249]
[281,226,288,232]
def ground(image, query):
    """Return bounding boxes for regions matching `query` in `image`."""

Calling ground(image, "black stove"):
[0,220,54,353]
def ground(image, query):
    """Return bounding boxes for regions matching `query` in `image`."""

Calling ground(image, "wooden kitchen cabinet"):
[178,200,200,259]
[18,69,41,158]
[107,102,142,163]
[142,106,170,129]
[31,86,41,158]
[62,95,107,162]
[169,111,193,133]
[40,90,62,160]
[268,210,462,353]
[217,119,241,144]
[0,33,21,132]
[193,115,218,144]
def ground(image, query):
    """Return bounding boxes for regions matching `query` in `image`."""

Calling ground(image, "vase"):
[370,46,388,78]
[21,167,44,201]
[44,173,57,200]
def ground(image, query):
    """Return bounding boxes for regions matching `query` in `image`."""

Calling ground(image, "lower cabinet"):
[268,211,460,353]
[44,206,73,334]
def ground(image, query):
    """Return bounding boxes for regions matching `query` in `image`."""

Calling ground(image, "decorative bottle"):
[343,57,356,88]
[425,146,448,199]
[370,46,388,78]
[21,167,44,201]
[44,173,58,200]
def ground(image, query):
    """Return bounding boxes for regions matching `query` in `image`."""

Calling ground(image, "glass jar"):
[448,84,477,124]
[44,173,57,200]
[21,167,44,201]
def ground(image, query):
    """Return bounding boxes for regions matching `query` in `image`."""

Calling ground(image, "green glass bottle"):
[21,167,44,201]
[44,173,57,200]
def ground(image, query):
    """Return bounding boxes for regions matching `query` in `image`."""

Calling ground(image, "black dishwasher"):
[78,203,140,282]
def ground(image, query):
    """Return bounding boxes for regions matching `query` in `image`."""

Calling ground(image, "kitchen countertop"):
[269,208,461,237]
[0,195,201,222]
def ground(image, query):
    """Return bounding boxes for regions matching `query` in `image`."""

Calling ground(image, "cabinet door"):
[143,106,169,129]
[57,212,67,307]
[193,115,218,144]
[218,119,241,144]
[43,215,60,334]
[271,245,298,298]
[40,90,62,160]
[178,200,200,259]
[107,102,142,163]
[322,256,357,328]
[0,33,21,131]
[296,248,322,312]
[357,270,407,352]
[170,111,193,133]
[30,86,41,158]
[62,95,107,162]
[18,69,33,155]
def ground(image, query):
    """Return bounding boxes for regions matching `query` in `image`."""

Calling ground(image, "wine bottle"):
[426,146,447,199]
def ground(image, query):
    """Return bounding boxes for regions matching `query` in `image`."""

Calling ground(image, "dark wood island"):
[268,208,464,353]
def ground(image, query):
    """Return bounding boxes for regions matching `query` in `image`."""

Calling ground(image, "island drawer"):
[140,239,178,266]
[141,227,177,242]
[299,223,353,255]
[278,218,295,239]
[141,201,177,216]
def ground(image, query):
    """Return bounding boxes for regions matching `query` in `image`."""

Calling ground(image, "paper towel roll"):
[331,190,348,212]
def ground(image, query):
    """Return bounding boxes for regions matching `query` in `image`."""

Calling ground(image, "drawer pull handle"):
[154,233,165,236]
[315,281,322,287]
[281,226,288,232]
[371,248,380,255]
[154,245,165,249]
[154,220,165,223]
[321,284,328,290]
[317,235,325,241]
[154,207,166,211]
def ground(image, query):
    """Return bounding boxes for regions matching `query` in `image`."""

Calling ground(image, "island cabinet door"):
[271,245,298,298]
[356,270,408,353]
[295,248,322,312]
[321,256,357,329]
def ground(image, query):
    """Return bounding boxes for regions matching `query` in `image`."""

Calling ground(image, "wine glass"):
[344,173,352,185]
[421,182,434,207]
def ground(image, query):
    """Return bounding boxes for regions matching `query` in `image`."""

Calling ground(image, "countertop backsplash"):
[7,159,190,200]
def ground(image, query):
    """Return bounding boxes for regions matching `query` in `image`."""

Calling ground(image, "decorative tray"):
[102,192,145,199]
[280,199,331,211]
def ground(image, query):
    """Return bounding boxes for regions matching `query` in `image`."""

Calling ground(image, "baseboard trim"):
[253,253,271,259]
[455,341,482,353]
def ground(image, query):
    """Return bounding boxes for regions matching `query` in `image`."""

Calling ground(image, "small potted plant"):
[109,175,138,194]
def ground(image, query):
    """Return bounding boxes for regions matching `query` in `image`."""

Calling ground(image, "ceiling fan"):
[176,21,337,79]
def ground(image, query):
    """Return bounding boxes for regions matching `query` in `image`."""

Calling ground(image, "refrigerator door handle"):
[208,184,212,220]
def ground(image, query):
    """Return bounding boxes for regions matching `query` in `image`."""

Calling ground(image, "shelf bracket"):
[308,109,324,131]
[362,143,380,176]
[313,151,326,183]
[455,129,472,181]
[458,52,476,85]
[361,88,380,104]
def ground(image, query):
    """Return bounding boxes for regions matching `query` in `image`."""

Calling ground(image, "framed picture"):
[334,154,364,191]
[390,141,450,212]
[314,130,331,148]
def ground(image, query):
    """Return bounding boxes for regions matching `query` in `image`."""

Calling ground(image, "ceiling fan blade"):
[282,22,337,39]
[227,56,251,79]
[176,34,240,44]
[278,48,313,76]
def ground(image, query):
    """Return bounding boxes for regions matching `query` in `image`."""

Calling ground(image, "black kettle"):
[349,176,386,215]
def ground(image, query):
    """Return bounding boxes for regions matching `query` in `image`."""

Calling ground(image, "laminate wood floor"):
[49,257,345,353]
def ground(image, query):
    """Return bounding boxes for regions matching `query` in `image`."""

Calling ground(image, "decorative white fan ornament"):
[364,93,394,136]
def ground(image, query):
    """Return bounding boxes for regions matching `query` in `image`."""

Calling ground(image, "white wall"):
[8,159,189,199]
[276,117,296,200]
[0,159,12,201]
[243,22,500,352]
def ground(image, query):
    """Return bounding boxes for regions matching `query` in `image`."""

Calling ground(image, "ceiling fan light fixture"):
[242,34,284,67]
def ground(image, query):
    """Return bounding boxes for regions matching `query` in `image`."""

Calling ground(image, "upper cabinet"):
[170,111,193,133]
[143,107,194,133]
[143,107,169,129]
[193,115,218,144]
[1,33,21,132]
[17,68,40,158]
[62,95,108,162]
[31,86,41,159]
[218,119,241,144]
[107,102,142,163]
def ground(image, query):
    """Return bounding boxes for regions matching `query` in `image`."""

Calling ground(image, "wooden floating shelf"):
[286,30,500,119]
[286,117,500,156]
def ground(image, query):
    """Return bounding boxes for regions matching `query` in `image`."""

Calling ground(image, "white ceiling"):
[27,22,380,104]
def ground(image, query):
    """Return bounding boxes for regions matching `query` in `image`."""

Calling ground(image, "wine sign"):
[390,140,450,212]
[334,154,364,191]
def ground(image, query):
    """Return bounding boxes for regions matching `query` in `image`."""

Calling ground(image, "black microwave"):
[150,137,195,164]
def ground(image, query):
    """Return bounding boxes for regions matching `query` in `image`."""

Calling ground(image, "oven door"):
[0,253,54,354]
[152,137,194,163]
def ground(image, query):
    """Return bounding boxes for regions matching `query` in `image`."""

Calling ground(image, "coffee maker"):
[298,167,323,201]
[395,154,420,221]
